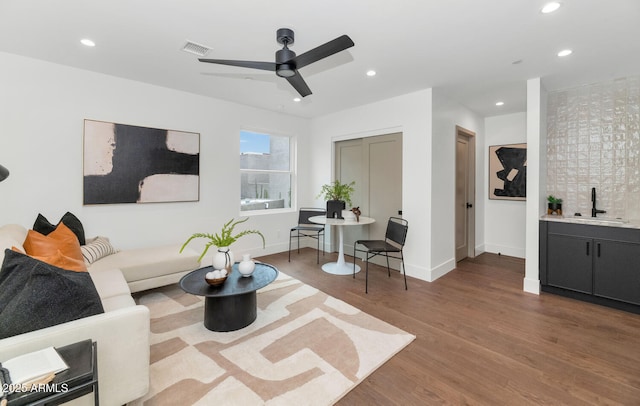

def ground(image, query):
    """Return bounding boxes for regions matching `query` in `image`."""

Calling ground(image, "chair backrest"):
[385,217,408,247]
[298,208,326,225]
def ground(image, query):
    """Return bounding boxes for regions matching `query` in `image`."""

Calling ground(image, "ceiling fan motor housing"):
[276,39,296,77]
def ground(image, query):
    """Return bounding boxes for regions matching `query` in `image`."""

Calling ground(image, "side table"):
[7,340,98,406]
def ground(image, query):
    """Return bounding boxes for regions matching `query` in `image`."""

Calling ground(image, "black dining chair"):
[353,217,408,293]
[289,208,326,264]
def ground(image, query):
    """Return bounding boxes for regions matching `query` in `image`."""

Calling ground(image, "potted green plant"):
[180,217,265,269]
[317,180,356,219]
[547,195,563,215]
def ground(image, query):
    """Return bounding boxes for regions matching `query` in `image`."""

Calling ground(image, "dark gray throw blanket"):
[0,249,104,339]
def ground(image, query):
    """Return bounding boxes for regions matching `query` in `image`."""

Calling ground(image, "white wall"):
[484,112,527,258]
[524,78,547,295]
[431,89,485,279]
[309,89,433,281]
[0,52,309,261]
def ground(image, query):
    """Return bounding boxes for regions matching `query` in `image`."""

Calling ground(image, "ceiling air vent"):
[181,41,210,57]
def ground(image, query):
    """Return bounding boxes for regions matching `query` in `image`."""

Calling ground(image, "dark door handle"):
[597,243,601,257]
[586,242,590,256]
[466,203,473,208]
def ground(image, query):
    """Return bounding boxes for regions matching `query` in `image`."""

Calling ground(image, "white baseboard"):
[484,243,525,259]
[429,258,456,282]
[523,277,540,295]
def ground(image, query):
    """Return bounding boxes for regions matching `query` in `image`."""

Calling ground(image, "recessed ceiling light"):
[366,70,376,77]
[293,97,301,102]
[496,101,505,106]
[80,38,95,47]
[541,2,561,14]
[557,49,573,57]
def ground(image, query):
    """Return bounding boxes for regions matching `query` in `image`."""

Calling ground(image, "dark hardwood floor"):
[256,249,640,405]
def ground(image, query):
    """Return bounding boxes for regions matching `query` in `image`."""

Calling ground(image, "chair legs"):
[289,231,324,264]
[353,247,407,293]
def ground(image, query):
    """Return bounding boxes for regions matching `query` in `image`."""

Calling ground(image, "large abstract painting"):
[83,119,200,205]
[489,143,526,201]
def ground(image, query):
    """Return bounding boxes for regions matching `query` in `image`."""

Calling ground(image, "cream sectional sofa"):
[0,224,200,405]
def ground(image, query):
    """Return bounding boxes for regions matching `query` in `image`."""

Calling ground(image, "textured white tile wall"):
[546,76,640,219]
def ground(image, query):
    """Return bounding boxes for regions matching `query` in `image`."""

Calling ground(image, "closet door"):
[336,133,402,266]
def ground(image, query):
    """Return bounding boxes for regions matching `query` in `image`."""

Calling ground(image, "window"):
[240,130,293,212]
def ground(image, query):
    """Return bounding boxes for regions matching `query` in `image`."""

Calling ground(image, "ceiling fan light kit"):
[199,28,354,97]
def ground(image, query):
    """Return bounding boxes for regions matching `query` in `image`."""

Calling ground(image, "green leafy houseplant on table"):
[317,180,356,207]
[180,217,265,262]
[547,195,563,204]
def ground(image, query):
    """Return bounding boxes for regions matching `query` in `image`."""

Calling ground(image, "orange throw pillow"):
[12,246,87,272]
[22,223,87,272]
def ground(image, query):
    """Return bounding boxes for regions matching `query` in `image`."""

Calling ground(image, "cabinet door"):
[547,234,593,294]
[594,240,640,305]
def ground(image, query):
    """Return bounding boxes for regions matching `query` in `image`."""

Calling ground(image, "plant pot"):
[547,202,562,215]
[212,247,234,270]
[326,200,346,219]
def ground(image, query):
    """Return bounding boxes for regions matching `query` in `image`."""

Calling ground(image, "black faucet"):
[591,187,606,217]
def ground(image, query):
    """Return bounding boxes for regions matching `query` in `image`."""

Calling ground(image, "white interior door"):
[455,126,476,262]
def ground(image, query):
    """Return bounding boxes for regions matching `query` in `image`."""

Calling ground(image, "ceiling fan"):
[199,28,354,97]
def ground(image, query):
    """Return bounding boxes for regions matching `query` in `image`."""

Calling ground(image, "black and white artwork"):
[488,143,526,201]
[83,119,200,205]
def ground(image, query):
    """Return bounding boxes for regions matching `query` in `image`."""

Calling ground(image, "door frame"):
[455,125,476,261]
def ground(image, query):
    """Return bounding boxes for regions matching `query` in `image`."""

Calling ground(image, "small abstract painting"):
[489,143,526,201]
[83,119,200,205]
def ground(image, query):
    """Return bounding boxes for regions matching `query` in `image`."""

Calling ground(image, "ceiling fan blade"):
[198,59,276,71]
[292,35,355,69]
[286,72,312,97]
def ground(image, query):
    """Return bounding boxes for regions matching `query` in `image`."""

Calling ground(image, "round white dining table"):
[309,215,375,275]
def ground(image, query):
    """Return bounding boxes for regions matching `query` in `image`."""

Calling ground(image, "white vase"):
[342,209,356,221]
[238,254,255,277]
[212,247,234,270]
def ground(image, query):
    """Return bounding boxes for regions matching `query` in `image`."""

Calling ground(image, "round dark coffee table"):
[179,262,278,332]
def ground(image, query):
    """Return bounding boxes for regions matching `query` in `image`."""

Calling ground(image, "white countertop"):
[540,215,640,229]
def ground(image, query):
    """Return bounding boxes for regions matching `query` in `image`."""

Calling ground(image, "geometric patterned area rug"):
[130,271,415,405]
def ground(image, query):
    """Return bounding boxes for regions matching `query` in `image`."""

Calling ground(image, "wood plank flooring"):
[256,249,640,405]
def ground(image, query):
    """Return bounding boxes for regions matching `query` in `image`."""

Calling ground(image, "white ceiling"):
[1,0,639,118]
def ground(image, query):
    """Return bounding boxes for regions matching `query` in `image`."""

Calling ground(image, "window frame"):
[239,128,296,216]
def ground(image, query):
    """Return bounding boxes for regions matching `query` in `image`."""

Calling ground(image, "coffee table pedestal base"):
[204,292,257,332]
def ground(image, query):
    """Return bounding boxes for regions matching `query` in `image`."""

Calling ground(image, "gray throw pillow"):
[0,249,104,339]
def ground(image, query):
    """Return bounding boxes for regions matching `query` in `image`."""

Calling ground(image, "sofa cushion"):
[23,223,86,272]
[81,236,117,265]
[88,244,200,283]
[0,224,28,266]
[33,212,86,246]
[0,249,104,339]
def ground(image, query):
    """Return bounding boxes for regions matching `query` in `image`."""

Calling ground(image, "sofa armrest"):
[0,305,150,406]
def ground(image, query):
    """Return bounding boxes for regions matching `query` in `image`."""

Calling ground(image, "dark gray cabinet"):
[540,220,640,311]
[593,240,640,305]
[546,233,593,294]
